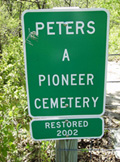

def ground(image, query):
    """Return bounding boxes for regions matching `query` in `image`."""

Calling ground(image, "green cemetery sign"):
[22,8,109,118]
[30,118,104,140]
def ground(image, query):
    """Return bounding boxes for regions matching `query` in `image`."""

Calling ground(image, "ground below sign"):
[30,118,104,140]
[22,8,109,118]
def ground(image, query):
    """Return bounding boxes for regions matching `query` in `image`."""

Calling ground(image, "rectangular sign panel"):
[30,118,104,140]
[22,9,109,118]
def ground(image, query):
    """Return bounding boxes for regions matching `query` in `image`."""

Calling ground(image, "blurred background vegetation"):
[0,0,120,161]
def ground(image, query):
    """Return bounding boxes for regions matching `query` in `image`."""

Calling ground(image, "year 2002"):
[57,129,78,137]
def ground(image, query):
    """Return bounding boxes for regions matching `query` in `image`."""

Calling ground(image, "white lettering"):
[76,21,84,34]
[34,96,98,109]
[67,121,72,128]
[62,49,70,61]
[87,21,95,34]
[34,98,41,109]
[83,97,90,108]
[92,97,99,107]
[39,75,45,86]
[78,121,82,127]
[38,74,94,86]
[83,121,88,127]
[51,122,55,128]
[72,121,77,127]
[79,74,85,85]
[60,98,66,108]
[43,98,49,109]
[36,21,95,36]
[71,74,77,85]
[50,98,58,108]
[62,121,66,127]
[48,74,50,86]
[62,74,69,85]
[75,97,81,108]
[52,74,59,86]
[45,122,50,129]
[68,97,73,108]
[47,22,55,35]
[36,22,44,36]
[56,22,63,35]
[56,122,61,128]
[66,21,74,35]
[87,74,94,85]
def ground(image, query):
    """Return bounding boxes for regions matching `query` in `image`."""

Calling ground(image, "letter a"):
[62,49,70,61]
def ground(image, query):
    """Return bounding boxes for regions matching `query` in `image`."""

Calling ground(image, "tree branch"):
[64,0,71,7]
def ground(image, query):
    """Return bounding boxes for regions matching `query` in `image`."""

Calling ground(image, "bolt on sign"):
[30,118,104,140]
[22,8,109,118]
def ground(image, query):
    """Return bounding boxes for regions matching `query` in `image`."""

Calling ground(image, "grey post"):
[56,139,78,162]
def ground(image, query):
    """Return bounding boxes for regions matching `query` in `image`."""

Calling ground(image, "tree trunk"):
[36,0,41,9]
[0,32,2,55]
[19,2,22,37]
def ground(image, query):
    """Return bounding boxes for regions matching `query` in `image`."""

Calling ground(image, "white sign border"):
[30,117,104,141]
[22,8,110,119]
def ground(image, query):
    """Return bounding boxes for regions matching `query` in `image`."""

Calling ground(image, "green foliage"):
[0,35,28,161]
[0,34,55,161]
[0,0,120,161]
[89,0,120,55]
